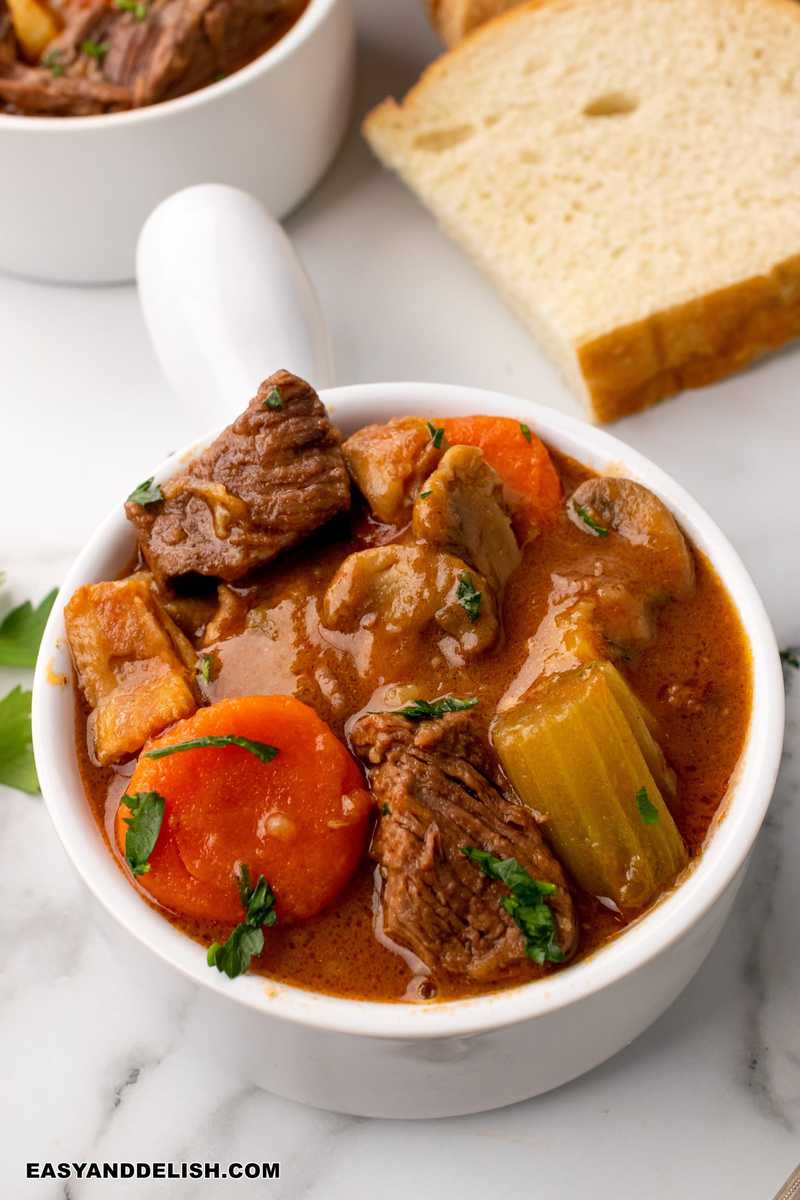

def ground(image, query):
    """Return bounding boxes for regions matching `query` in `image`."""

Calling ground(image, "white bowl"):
[32,380,785,1118]
[0,0,354,283]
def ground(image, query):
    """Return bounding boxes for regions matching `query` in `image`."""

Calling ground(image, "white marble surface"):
[1,1,799,1195]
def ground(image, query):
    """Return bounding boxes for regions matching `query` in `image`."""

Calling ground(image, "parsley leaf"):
[263,386,283,410]
[636,785,660,825]
[456,573,481,623]
[520,423,532,443]
[0,687,38,794]
[196,653,215,684]
[127,477,163,506]
[81,39,109,59]
[144,734,278,763]
[426,421,445,450]
[207,865,277,978]
[395,696,478,720]
[120,791,165,876]
[462,848,564,965]
[0,588,57,668]
[573,503,609,538]
[419,490,431,499]
[113,0,149,17]
[780,649,799,670]
[43,49,65,77]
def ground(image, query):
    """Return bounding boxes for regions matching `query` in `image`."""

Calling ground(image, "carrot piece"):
[440,416,562,527]
[115,695,372,925]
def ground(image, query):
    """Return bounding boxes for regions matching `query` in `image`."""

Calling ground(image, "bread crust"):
[427,0,525,46]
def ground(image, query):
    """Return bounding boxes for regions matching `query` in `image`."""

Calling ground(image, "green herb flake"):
[395,696,478,721]
[207,865,277,979]
[780,649,799,670]
[636,785,660,825]
[520,423,532,443]
[263,386,283,411]
[574,502,610,538]
[426,421,445,450]
[113,0,149,17]
[380,803,391,817]
[81,39,109,60]
[456,573,481,623]
[419,490,432,499]
[0,587,57,668]
[43,50,65,77]
[120,791,165,876]
[462,848,564,965]
[144,734,278,763]
[0,686,38,794]
[196,653,215,685]
[127,477,163,506]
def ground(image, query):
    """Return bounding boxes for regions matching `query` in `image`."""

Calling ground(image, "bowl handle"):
[136,184,334,423]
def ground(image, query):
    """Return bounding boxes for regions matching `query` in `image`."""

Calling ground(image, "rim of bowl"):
[0,0,335,134]
[32,381,785,1041]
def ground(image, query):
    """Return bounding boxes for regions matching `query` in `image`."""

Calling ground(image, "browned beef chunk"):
[351,710,577,984]
[126,371,350,584]
[0,0,291,116]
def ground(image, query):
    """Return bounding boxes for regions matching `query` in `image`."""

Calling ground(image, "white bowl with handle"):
[0,0,354,284]
[31,186,785,1117]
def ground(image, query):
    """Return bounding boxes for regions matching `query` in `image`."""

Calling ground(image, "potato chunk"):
[65,574,197,765]
[343,417,444,524]
[8,0,60,61]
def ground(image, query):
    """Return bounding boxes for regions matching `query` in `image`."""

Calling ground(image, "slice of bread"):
[366,0,800,422]
[427,0,523,46]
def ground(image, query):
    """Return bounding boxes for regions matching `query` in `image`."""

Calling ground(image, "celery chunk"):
[493,661,687,910]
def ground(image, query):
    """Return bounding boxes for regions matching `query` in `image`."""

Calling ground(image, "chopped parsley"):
[636,785,659,825]
[426,421,445,450]
[462,848,564,965]
[43,50,65,77]
[780,649,799,670]
[120,791,165,876]
[573,502,609,538]
[144,734,278,763]
[207,865,277,979]
[0,686,38,794]
[380,803,391,816]
[456,573,481,623]
[196,653,216,685]
[520,423,532,443]
[0,587,57,668]
[419,490,432,499]
[81,39,109,60]
[113,0,149,17]
[127,477,163,506]
[263,386,283,411]
[395,696,478,721]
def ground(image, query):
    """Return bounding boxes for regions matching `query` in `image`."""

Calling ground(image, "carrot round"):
[116,695,372,925]
[441,416,562,527]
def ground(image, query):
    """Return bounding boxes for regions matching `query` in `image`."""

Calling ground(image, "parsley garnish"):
[636,785,659,825]
[780,649,799,670]
[574,503,609,538]
[395,696,478,720]
[196,653,215,684]
[43,50,65,77]
[113,0,149,17]
[207,865,277,978]
[380,803,391,816]
[263,386,283,410]
[127,477,163,506]
[419,490,431,499]
[462,848,564,965]
[120,791,164,876]
[426,421,444,450]
[0,588,57,668]
[520,423,532,443]
[456,573,481,622]
[0,686,38,794]
[144,734,278,763]
[82,39,109,60]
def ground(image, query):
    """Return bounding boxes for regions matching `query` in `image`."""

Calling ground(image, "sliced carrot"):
[441,416,562,528]
[116,695,372,925]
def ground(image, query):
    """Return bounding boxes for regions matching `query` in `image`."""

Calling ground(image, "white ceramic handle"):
[136,184,334,426]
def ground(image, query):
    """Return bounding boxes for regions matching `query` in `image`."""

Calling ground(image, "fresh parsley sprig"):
[144,734,278,763]
[456,573,481,623]
[636,785,660,825]
[395,696,478,721]
[81,39,109,60]
[127,477,163,506]
[207,865,277,979]
[0,686,38,794]
[573,502,609,538]
[113,0,149,18]
[263,386,283,410]
[426,421,445,450]
[0,587,57,667]
[462,848,564,966]
[520,423,532,443]
[120,791,165,876]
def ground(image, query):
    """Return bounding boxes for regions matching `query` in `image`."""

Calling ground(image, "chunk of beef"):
[351,710,577,983]
[65,573,197,765]
[413,445,521,592]
[126,371,350,584]
[0,0,292,116]
[343,417,444,525]
[322,544,499,659]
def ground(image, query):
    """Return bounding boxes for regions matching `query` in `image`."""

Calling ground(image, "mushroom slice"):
[343,417,445,524]
[413,445,521,592]
[321,544,499,658]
